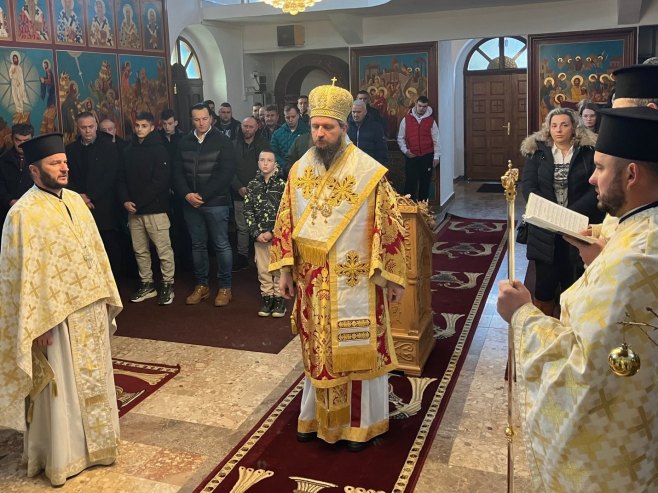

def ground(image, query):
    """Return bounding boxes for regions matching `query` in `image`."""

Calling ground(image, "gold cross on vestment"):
[335,250,369,287]
[590,388,618,420]
[326,175,358,207]
[628,406,653,440]
[630,263,658,297]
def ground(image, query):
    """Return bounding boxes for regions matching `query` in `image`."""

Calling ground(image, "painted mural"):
[538,39,625,122]
[141,0,162,52]
[56,50,120,142]
[116,0,140,50]
[15,0,51,42]
[54,0,85,46]
[87,0,114,48]
[0,0,171,146]
[0,0,12,40]
[119,54,166,138]
[356,50,430,139]
[0,47,57,144]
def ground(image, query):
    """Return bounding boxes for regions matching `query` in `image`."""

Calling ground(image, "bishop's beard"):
[315,139,343,168]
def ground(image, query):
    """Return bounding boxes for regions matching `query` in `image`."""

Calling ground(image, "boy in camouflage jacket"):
[244,150,286,317]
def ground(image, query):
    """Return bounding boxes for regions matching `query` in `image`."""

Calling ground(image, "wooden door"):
[172,63,203,133]
[465,73,527,180]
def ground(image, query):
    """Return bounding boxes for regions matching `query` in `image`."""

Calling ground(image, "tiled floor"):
[0,181,533,492]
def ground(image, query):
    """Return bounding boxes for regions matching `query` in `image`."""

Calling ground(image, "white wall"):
[171,0,658,206]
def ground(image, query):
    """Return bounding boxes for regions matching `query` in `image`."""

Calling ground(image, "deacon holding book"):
[520,107,603,315]
[0,134,122,486]
[497,107,658,492]
[270,81,406,452]
[574,63,658,265]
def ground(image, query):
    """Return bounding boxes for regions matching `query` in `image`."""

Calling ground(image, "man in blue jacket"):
[347,100,388,165]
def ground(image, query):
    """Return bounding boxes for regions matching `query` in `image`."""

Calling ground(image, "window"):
[466,37,527,72]
[171,37,201,79]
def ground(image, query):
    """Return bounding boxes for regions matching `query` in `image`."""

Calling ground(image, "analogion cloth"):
[270,143,406,442]
[512,207,658,492]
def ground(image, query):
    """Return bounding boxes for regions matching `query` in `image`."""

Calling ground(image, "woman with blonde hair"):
[520,107,603,315]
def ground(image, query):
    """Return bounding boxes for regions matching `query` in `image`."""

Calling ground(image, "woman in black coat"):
[520,107,603,315]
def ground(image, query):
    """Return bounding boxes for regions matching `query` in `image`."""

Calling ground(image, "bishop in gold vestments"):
[498,108,658,492]
[270,83,406,447]
[0,134,122,486]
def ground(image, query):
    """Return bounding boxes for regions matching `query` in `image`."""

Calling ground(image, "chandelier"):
[263,0,319,16]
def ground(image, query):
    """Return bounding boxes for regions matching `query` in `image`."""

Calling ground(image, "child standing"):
[244,150,286,317]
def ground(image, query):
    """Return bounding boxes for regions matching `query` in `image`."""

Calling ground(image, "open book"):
[523,193,597,244]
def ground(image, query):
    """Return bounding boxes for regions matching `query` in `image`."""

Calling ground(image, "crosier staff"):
[500,160,519,493]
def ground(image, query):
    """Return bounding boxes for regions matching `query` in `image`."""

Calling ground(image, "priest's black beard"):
[316,139,342,168]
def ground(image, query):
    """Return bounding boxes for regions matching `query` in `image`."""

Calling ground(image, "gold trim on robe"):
[0,186,122,432]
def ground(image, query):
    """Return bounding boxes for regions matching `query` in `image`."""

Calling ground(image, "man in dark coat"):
[216,102,241,141]
[231,116,270,271]
[173,102,236,307]
[0,123,33,234]
[66,111,121,277]
[118,111,175,305]
[347,100,388,165]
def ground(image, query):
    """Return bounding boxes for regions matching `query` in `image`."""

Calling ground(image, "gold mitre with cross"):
[309,77,353,123]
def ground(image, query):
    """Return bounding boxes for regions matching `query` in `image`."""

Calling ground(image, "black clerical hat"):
[612,64,658,98]
[19,133,66,165]
[596,107,658,162]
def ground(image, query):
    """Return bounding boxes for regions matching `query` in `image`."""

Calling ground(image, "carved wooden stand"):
[389,197,435,376]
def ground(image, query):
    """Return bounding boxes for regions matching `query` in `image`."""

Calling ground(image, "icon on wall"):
[54,0,85,46]
[0,47,58,139]
[142,0,163,52]
[15,0,51,43]
[87,0,115,48]
[0,0,13,40]
[116,0,141,50]
[56,50,121,143]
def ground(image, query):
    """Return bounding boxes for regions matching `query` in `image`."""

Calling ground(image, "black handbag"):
[516,222,528,244]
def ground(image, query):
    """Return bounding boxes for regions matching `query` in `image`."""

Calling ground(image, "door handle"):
[502,122,510,135]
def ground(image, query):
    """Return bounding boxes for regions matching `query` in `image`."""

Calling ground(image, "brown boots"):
[185,285,232,306]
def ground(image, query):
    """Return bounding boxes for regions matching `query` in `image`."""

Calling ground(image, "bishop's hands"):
[387,281,405,303]
[497,280,532,323]
[279,270,295,300]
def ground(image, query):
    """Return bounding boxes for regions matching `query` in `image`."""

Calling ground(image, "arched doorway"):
[274,54,349,111]
[464,37,527,180]
[170,36,203,132]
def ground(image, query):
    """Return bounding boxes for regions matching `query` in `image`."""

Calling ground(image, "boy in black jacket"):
[118,112,175,305]
[243,150,286,317]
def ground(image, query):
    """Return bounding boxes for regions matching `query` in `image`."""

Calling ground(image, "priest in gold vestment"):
[498,108,658,492]
[0,134,122,486]
[270,82,406,451]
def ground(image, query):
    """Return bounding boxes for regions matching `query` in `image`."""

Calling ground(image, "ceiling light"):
[263,0,319,16]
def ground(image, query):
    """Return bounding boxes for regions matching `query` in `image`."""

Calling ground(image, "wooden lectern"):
[389,196,435,376]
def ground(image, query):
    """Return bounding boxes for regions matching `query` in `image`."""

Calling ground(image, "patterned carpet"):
[193,215,508,493]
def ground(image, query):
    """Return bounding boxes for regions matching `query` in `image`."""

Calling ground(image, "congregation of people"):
[1,61,657,491]
[0,88,439,314]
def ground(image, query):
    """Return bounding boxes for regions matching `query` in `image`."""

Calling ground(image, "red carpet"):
[113,358,180,417]
[193,215,507,493]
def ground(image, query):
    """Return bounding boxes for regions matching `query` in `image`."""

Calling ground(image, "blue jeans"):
[183,204,232,288]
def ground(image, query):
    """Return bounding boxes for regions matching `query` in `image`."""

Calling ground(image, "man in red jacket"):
[396,96,440,201]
